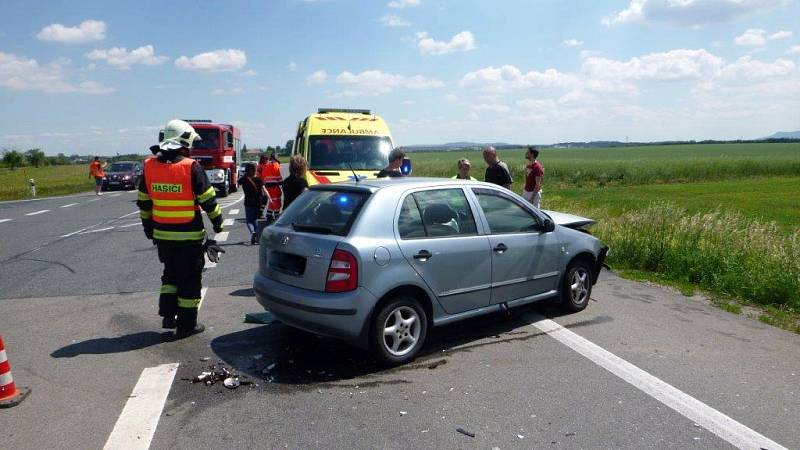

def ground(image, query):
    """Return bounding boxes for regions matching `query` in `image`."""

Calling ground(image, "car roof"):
[310,177,497,192]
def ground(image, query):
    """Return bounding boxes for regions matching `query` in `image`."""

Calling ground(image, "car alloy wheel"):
[570,267,590,306]
[382,306,421,357]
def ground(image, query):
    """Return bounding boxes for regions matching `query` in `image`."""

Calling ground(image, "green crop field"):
[0,165,94,200]
[411,142,800,329]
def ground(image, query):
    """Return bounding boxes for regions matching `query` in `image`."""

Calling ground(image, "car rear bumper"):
[253,272,375,344]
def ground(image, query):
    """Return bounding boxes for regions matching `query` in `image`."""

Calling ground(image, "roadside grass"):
[547,176,800,232]
[410,142,800,188]
[0,165,92,200]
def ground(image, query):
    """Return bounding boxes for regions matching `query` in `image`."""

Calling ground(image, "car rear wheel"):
[370,296,427,366]
[560,258,593,312]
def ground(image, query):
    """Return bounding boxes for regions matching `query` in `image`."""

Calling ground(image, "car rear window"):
[275,189,369,236]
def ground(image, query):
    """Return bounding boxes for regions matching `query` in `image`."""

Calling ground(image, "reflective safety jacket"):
[137,154,223,245]
[260,161,282,211]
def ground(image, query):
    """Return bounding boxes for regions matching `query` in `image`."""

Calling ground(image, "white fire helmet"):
[158,119,201,150]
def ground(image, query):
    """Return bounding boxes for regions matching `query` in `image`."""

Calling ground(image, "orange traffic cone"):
[0,335,30,408]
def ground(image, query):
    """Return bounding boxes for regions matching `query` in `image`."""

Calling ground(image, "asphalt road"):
[1,189,798,449]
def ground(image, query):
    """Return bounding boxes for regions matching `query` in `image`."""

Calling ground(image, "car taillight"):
[325,249,358,292]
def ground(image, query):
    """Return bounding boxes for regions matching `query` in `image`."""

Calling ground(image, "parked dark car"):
[102,161,143,191]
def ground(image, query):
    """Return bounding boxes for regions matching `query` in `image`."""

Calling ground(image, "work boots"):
[175,323,205,339]
[175,307,204,338]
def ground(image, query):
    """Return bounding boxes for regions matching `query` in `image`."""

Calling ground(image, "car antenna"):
[347,162,359,183]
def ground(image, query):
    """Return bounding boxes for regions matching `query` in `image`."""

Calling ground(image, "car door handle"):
[413,250,432,261]
[493,243,508,253]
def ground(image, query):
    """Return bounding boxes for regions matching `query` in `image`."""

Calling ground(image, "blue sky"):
[1,0,799,155]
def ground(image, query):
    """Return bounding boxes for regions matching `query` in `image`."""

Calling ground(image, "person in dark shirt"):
[483,146,512,189]
[281,155,309,208]
[237,163,268,244]
[377,148,405,178]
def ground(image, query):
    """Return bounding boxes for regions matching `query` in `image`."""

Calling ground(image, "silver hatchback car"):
[254,178,607,365]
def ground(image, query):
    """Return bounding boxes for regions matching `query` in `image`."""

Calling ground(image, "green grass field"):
[0,165,93,200]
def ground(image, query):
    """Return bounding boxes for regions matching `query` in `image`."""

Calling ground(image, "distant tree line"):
[1,149,148,170]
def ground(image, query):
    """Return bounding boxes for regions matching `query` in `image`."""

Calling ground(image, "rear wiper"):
[291,223,333,234]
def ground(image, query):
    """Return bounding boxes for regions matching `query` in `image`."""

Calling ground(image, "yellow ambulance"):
[291,108,395,185]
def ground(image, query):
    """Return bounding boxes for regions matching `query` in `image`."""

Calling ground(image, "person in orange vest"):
[260,152,283,224]
[89,156,107,195]
[137,119,225,338]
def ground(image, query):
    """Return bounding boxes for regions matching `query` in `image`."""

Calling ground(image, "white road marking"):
[198,287,208,309]
[61,210,140,238]
[526,313,787,450]
[88,198,100,202]
[229,208,239,215]
[82,226,114,234]
[103,363,178,450]
[204,253,217,269]
[213,231,229,242]
[110,193,122,197]
[118,222,141,228]
[60,203,79,208]
[26,209,50,216]
[0,219,11,224]
[219,194,243,209]
[222,218,234,227]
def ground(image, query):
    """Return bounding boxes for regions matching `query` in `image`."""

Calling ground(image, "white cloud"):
[380,14,411,27]
[787,45,800,55]
[718,56,795,82]
[85,45,167,69]
[735,29,768,46]
[175,49,246,72]
[516,98,557,110]
[558,90,595,104]
[287,61,297,71]
[306,70,328,85]
[768,30,792,40]
[0,52,113,94]
[471,103,510,113]
[211,87,244,95]
[334,70,443,96]
[242,69,258,77]
[582,49,724,81]
[563,39,583,47]
[603,0,788,27]
[36,20,106,43]
[460,65,580,92]
[387,0,420,8]
[416,31,476,55]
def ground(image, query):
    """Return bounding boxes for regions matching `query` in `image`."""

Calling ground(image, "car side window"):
[400,189,477,238]
[474,189,540,234]
[398,195,426,239]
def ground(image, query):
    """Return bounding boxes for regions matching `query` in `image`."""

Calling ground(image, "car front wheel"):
[370,296,427,366]
[561,258,593,312]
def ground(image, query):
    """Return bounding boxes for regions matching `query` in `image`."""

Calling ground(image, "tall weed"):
[596,203,800,309]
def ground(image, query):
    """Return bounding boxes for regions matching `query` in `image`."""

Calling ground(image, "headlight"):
[122,175,131,180]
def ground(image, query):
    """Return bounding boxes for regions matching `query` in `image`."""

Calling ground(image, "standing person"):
[238,163,268,245]
[137,119,225,338]
[377,148,405,178]
[261,152,283,224]
[89,156,107,195]
[281,155,309,209]
[522,146,544,209]
[482,146,512,189]
[451,158,476,180]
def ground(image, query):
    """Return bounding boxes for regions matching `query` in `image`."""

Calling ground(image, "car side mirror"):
[542,218,555,232]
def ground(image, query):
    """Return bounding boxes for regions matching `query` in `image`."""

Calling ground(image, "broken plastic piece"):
[223,377,240,389]
[456,428,475,438]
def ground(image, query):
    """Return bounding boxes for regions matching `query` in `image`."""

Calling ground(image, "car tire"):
[370,296,427,366]
[560,258,593,312]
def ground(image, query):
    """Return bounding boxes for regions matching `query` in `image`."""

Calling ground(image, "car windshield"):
[108,163,134,172]
[275,189,369,236]
[193,128,221,150]
[308,136,392,170]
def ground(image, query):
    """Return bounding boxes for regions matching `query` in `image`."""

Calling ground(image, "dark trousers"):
[244,205,259,234]
[157,244,205,330]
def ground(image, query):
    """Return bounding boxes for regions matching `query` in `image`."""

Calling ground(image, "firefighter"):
[137,119,225,338]
[260,152,283,224]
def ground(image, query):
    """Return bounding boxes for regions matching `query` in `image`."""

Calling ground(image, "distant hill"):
[762,130,800,140]
[403,142,523,152]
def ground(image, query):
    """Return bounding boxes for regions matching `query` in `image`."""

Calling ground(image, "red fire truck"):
[163,120,242,197]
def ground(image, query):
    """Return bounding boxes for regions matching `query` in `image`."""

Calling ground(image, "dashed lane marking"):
[0,219,11,224]
[103,363,179,450]
[204,253,217,269]
[118,222,141,228]
[222,218,234,227]
[82,226,114,234]
[526,313,787,450]
[88,198,100,202]
[198,287,208,309]
[60,203,79,208]
[110,193,122,197]
[213,231,229,242]
[229,208,239,215]
[25,209,50,216]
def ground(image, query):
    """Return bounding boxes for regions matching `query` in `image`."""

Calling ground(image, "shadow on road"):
[51,331,173,358]
[209,299,612,392]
